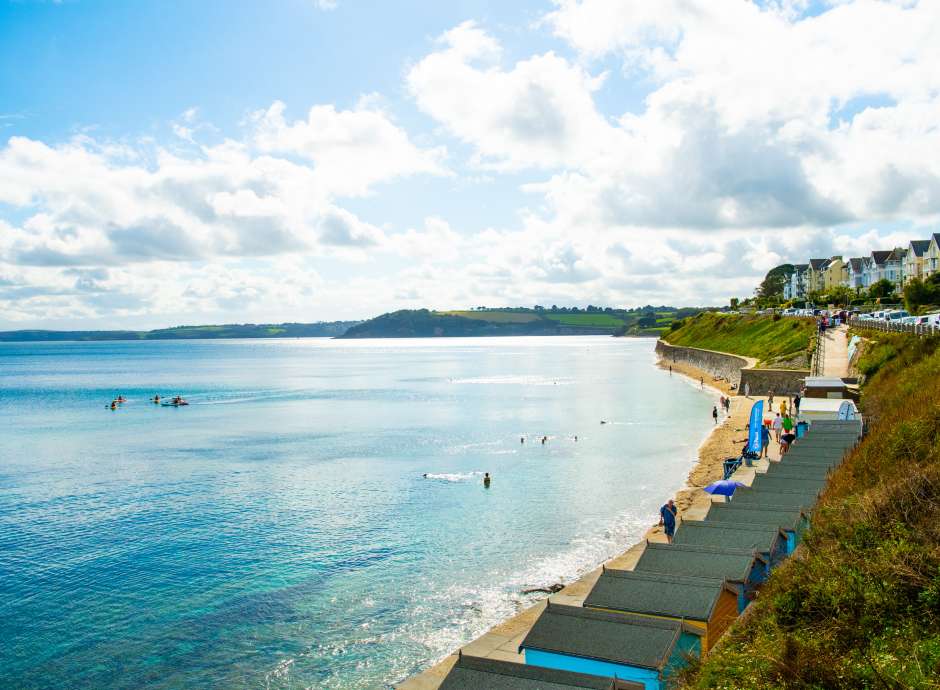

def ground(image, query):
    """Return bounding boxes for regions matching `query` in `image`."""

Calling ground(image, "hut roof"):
[673,520,786,553]
[583,569,733,622]
[439,654,643,690]
[520,604,691,671]
[635,542,765,583]
[705,504,806,531]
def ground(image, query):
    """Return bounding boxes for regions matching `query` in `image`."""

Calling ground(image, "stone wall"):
[655,340,750,388]
[656,340,808,394]
[739,367,809,396]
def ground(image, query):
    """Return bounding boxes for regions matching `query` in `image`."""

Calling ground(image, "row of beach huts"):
[430,419,862,690]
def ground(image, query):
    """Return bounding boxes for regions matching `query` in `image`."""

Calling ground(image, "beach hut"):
[583,570,738,652]
[764,461,831,480]
[438,654,644,690]
[702,504,809,553]
[673,520,789,568]
[633,542,768,612]
[728,487,820,512]
[750,474,827,494]
[798,397,859,422]
[518,604,701,690]
[803,376,852,399]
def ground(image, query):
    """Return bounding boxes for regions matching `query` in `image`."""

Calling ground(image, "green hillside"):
[684,332,940,689]
[663,312,814,367]
[339,307,708,339]
[0,321,359,342]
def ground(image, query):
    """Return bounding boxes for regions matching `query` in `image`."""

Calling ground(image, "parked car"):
[884,310,910,322]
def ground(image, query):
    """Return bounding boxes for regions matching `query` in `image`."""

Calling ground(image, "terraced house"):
[805,258,829,294]
[924,233,940,280]
[903,240,931,284]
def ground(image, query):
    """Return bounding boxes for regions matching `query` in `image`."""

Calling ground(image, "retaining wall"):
[656,340,808,395]
[655,341,750,388]
[739,367,809,396]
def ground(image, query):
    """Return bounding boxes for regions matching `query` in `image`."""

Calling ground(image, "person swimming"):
[483,472,491,487]
[109,401,117,410]
[152,394,160,404]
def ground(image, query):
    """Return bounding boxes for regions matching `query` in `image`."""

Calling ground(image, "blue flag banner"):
[747,400,764,453]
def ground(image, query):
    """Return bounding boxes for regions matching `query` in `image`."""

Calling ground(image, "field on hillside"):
[438,310,540,323]
[544,313,626,327]
[664,312,814,367]
[684,331,940,689]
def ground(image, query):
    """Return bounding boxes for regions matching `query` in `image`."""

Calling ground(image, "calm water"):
[0,336,715,689]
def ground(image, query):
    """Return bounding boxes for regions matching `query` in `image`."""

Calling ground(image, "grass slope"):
[683,333,940,689]
[663,313,814,367]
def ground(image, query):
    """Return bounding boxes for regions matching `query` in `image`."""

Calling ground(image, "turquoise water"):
[0,336,715,689]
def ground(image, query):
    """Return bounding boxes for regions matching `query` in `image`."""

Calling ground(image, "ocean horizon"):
[1,336,715,689]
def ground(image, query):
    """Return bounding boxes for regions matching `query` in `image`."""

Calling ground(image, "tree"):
[637,315,657,328]
[904,277,940,313]
[730,297,740,310]
[868,279,896,300]
[826,285,855,307]
[756,264,795,300]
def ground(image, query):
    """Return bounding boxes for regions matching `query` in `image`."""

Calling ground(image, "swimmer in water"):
[520,436,524,444]
[110,401,117,410]
[483,472,491,487]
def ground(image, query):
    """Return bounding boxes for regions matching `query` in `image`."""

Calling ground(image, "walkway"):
[821,324,849,378]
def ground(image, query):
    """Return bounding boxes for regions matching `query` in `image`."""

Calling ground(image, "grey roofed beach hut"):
[751,474,827,494]
[703,504,809,553]
[582,570,738,651]
[728,487,820,512]
[673,520,789,568]
[518,604,701,690]
[633,542,768,612]
[437,654,644,690]
[765,461,831,480]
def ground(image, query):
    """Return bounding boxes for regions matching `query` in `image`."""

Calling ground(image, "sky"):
[2,0,940,329]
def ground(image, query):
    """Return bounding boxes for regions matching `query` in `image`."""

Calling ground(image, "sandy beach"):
[397,353,778,689]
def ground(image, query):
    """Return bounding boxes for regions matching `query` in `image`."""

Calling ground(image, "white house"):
[844,257,867,290]
[784,264,807,300]
[924,233,940,280]
[904,240,931,284]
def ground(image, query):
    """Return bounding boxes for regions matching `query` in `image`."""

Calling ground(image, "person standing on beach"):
[794,393,801,416]
[700,377,704,388]
[724,396,730,413]
[768,390,774,407]
[782,414,794,437]
[744,382,750,398]
[760,423,770,458]
[772,413,783,442]
[712,406,718,424]
[659,499,678,543]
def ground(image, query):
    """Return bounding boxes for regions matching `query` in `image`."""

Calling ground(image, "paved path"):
[821,324,849,378]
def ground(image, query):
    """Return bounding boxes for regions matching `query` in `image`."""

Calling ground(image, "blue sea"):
[0,336,715,689]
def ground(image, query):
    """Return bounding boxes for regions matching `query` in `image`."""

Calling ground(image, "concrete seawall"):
[655,341,808,395]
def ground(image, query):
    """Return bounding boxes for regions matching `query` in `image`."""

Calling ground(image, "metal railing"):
[848,317,940,336]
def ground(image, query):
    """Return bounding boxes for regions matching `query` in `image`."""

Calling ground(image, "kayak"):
[161,401,189,407]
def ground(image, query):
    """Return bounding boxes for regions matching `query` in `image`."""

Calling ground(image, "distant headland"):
[0,306,711,342]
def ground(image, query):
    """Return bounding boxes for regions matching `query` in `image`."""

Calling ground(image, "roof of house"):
[583,569,732,622]
[519,604,691,671]
[933,233,940,248]
[848,257,866,272]
[871,250,893,266]
[909,240,931,257]
[439,654,644,690]
[704,504,806,531]
[673,520,786,554]
[808,258,828,270]
[634,542,764,583]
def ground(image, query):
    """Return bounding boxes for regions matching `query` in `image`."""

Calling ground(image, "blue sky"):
[1,0,939,328]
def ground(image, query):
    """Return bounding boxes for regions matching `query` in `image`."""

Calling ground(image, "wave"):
[422,471,485,482]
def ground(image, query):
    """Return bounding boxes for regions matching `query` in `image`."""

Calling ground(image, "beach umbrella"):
[703,479,746,496]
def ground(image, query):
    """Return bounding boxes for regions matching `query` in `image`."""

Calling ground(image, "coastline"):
[396,350,759,689]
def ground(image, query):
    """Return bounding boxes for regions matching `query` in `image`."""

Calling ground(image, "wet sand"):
[396,354,775,689]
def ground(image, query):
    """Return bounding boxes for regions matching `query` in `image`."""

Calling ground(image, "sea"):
[0,336,716,689]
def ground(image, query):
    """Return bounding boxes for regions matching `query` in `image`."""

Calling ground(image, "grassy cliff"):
[340,307,705,338]
[663,312,814,367]
[684,332,940,689]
